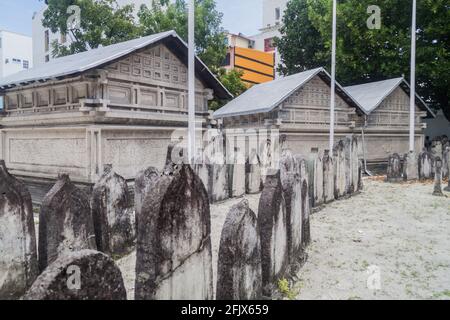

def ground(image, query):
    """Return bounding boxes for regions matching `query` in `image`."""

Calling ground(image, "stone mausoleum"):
[0,31,231,200]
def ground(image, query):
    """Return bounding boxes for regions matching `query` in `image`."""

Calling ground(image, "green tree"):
[42,0,140,57]
[277,0,450,120]
[209,68,248,110]
[138,0,227,70]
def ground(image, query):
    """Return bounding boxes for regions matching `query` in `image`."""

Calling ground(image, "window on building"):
[264,38,275,52]
[45,30,50,52]
[12,58,21,64]
[45,55,50,63]
[23,60,29,69]
[5,58,9,64]
[222,52,231,67]
[61,33,67,44]
[275,7,281,20]
[249,40,255,49]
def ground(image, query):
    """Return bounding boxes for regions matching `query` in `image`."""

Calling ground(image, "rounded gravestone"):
[216,199,262,300]
[91,165,134,257]
[135,165,213,300]
[0,160,38,299]
[23,250,126,300]
[387,153,402,182]
[323,150,334,203]
[258,172,288,297]
[39,174,96,272]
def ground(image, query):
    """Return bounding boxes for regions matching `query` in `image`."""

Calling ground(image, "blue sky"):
[0,0,262,37]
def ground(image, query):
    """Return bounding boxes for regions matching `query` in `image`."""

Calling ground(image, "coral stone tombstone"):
[246,151,263,194]
[258,172,288,296]
[216,199,262,300]
[333,140,346,199]
[211,160,230,202]
[323,150,335,203]
[403,151,419,181]
[387,153,403,182]
[358,160,364,191]
[229,150,246,198]
[280,150,302,259]
[0,161,38,299]
[134,167,160,229]
[313,151,324,207]
[38,174,96,272]
[446,147,450,192]
[305,148,317,208]
[351,137,359,193]
[433,157,445,197]
[296,156,311,247]
[23,250,126,300]
[419,151,434,180]
[135,165,213,300]
[91,165,134,257]
[343,137,353,195]
[431,140,443,161]
[442,147,449,180]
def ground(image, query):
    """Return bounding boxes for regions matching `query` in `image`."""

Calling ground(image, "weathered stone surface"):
[134,167,160,229]
[433,157,445,197]
[135,165,213,300]
[211,162,230,202]
[312,151,324,207]
[323,150,334,203]
[229,151,246,198]
[333,140,346,199]
[306,149,317,208]
[280,150,302,260]
[387,153,403,182]
[39,174,96,272]
[446,147,450,192]
[295,155,311,248]
[23,250,126,300]
[216,199,261,300]
[351,137,359,193]
[358,160,364,191]
[91,165,134,257]
[442,147,449,180]
[258,172,288,296]
[0,161,38,299]
[403,151,418,181]
[419,151,434,180]
[431,140,443,161]
[344,137,353,194]
[246,151,262,194]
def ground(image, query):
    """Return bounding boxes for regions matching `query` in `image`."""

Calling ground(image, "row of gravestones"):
[387,148,450,195]
[307,136,363,209]
[0,160,135,299]
[0,136,364,300]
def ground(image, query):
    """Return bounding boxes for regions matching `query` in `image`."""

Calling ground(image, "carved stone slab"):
[135,165,213,300]
[246,151,263,194]
[333,140,346,199]
[419,152,434,180]
[23,250,126,300]
[433,157,445,197]
[387,153,403,182]
[323,150,335,203]
[216,199,262,300]
[0,160,38,299]
[91,165,134,257]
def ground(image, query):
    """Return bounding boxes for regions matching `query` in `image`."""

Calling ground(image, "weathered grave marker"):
[0,160,38,299]
[323,150,335,203]
[258,172,288,296]
[403,151,418,181]
[333,140,346,199]
[39,174,96,272]
[246,151,262,194]
[387,153,403,182]
[91,165,134,257]
[216,199,262,300]
[433,157,445,197]
[135,165,213,300]
[351,137,359,193]
[419,151,433,180]
[23,250,126,300]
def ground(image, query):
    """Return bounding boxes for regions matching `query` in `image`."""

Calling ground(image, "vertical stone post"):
[433,157,445,197]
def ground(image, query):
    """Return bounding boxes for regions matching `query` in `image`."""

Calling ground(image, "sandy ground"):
[294,178,450,300]
[116,178,450,300]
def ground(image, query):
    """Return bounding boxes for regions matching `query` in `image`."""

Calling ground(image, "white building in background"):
[32,0,150,67]
[249,0,288,77]
[0,30,33,78]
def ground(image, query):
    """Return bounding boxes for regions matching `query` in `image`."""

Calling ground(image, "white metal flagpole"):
[409,0,417,152]
[330,0,337,151]
[188,0,196,163]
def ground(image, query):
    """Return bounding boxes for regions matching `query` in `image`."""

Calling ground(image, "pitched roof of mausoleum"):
[213,67,366,118]
[345,78,435,118]
[0,30,232,99]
